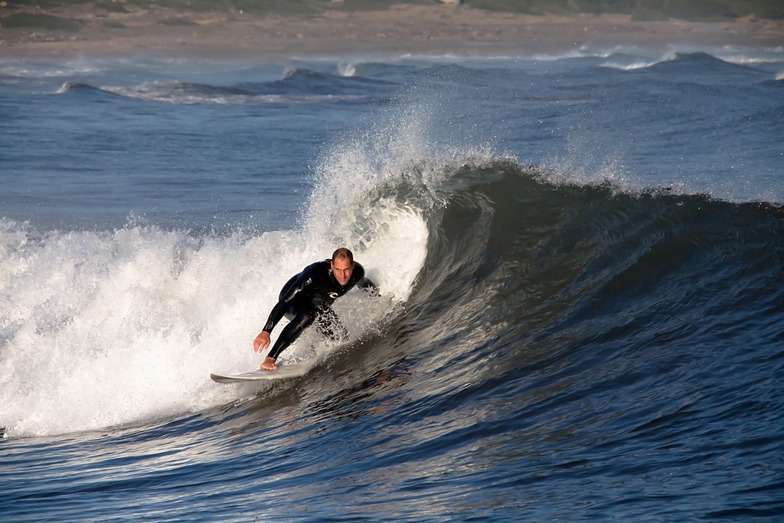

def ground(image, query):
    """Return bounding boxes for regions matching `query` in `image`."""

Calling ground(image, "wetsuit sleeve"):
[262,271,313,333]
[262,301,289,333]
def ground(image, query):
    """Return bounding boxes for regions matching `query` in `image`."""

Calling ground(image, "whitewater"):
[1,45,782,521]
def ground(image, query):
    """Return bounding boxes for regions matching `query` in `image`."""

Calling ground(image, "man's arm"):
[253,269,313,353]
[253,298,290,354]
[253,298,291,367]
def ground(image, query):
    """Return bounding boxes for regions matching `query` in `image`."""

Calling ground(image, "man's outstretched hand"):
[254,332,276,370]
[253,331,270,352]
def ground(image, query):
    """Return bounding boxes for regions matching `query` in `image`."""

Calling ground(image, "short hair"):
[332,247,354,263]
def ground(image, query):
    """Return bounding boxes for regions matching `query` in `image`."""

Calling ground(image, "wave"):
[408,160,783,328]
[7,46,784,439]
[721,53,784,66]
[55,79,255,103]
[337,60,422,80]
[277,66,392,93]
[376,160,783,359]
[0,59,104,80]
[53,67,392,104]
[54,80,121,97]
[2,154,782,438]
[258,158,784,502]
[600,51,767,75]
[321,163,784,491]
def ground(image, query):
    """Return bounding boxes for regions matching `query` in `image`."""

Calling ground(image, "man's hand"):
[260,356,277,370]
[253,331,270,353]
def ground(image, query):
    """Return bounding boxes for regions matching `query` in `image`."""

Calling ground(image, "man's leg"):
[267,307,315,360]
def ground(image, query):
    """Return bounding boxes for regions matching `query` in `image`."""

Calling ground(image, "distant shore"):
[1,3,782,59]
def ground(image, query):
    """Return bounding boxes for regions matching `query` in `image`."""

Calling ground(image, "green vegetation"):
[464,0,784,19]
[5,0,86,6]
[231,0,330,16]
[124,0,221,11]
[88,0,432,17]
[158,17,197,26]
[97,1,129,13]
[0,13,82,32]
[1,0,782,26]
[323,0,431,12]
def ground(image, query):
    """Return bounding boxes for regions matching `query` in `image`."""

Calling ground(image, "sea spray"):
[0,120,436,437]
[0,222,276,435]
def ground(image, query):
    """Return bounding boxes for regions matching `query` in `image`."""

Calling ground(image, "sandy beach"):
[1,2,783,59]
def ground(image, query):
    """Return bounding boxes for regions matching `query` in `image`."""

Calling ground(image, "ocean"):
[1,44,782,521]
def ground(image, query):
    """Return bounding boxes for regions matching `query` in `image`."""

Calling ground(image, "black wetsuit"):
[262,259,377,360]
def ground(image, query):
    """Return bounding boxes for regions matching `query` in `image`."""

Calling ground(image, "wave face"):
[405,161,783,414]
[298,160,784,520]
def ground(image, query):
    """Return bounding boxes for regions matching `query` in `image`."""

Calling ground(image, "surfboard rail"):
[210,363,310,383]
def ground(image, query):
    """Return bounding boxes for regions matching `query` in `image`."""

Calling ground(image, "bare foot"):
[260,356,277,370]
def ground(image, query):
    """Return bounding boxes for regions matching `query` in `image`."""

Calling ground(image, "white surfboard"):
[210,363,309,384]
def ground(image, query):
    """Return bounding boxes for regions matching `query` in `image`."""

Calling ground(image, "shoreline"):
[1,5,783,60]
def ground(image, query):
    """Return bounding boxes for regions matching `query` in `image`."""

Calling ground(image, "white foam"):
[97,81,364,105]
[337,62,357,77]
[0,195,426,436]
[601,59,657,71]
[1,69,515,437]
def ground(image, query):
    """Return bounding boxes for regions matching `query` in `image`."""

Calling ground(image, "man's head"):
[331,248,355,286]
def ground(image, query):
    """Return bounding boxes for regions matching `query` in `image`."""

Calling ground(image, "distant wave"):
[283,67,328,80]
[55,74,381,104]
[721,54,784,66]
[279,66,392,91]
[0,61,104,80]
[55,80,117,96]
[338,62,357,77]
[601,58,661,70]
[603,51,724,70]
[601,51,775,82]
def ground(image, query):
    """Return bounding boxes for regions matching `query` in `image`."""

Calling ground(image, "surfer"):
[253,247,378,370]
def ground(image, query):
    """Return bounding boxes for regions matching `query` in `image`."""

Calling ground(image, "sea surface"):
[1,43,783,521]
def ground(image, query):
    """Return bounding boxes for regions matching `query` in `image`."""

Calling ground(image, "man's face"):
[331,257,354,286]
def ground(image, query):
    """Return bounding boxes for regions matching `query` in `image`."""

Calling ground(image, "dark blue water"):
[1,46,783,521]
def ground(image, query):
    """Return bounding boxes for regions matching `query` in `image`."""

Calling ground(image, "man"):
[253,247,378,370]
